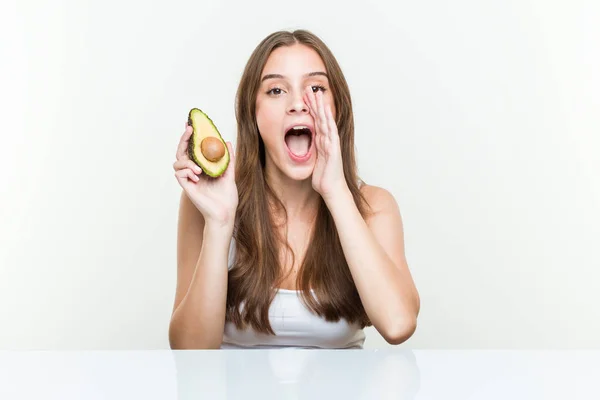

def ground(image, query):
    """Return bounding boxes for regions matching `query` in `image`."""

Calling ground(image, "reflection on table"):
[173,348,420,400]
[2,349,600,399]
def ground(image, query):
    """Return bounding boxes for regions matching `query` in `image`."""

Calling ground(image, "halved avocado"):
[187,108,230,178]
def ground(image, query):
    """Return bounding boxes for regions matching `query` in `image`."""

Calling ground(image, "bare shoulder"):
[359,183,402,218]
[359,182,406,250]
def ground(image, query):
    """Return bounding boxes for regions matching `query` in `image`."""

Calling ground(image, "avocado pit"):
[201,136,225,162]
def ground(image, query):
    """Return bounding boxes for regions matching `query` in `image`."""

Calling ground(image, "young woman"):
[169,29,420,349]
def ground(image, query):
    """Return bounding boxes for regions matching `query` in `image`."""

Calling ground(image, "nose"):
[287,92,309,114]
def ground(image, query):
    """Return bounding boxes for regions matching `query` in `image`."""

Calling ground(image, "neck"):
[264,165,320,224]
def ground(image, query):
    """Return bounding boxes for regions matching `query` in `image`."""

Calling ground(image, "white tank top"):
[221,238,366,349]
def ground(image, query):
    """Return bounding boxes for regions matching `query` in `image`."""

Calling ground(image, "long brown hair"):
[226,29,373,334]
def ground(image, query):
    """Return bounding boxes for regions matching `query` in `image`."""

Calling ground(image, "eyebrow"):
[261,71,329,83]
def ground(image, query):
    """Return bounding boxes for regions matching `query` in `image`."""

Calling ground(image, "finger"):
[176,125,193,160]
[309,88,322,125]
[302,104,321,140]
[325,105,337,139]
[307,102,318,127]
[173,158,203,174]
[175,168,200,183]
[304,86,317,119]
[315,91,329,138]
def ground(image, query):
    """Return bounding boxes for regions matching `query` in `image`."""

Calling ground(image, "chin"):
[276,139,315,181]
[282,165,314,182]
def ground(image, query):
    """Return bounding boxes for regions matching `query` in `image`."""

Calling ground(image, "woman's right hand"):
[173,122,238,228]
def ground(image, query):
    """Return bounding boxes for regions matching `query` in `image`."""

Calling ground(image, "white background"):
[1,0,598,350]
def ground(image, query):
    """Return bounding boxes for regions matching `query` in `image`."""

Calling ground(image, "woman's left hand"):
[304,86,347,202]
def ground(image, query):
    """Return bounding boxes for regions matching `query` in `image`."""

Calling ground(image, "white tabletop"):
[1,349,599,399]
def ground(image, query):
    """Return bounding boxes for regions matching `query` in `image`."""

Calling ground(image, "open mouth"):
[284,126,313,158]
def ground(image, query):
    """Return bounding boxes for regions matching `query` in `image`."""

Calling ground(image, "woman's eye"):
[267,87,283,95]
[266,85,326,96]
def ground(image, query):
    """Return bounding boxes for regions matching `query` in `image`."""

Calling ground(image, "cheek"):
[255,103,279,143]
[255,102,267,130]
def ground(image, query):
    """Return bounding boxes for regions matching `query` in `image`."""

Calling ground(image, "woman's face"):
[256,43,336,182]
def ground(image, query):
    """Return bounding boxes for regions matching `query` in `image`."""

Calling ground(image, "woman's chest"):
[277,224,313,289]
[223,291,365,349]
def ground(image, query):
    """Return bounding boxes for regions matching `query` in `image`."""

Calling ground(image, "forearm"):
[169,223,232,349]
[326,188,418,343]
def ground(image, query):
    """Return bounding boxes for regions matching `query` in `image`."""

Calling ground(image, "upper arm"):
[172,190,205,316]
[361,184,420,312]
[362,185,407,266]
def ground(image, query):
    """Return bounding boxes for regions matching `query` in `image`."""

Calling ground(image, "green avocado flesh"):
[187,108,230,178]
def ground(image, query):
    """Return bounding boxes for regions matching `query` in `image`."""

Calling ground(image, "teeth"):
[287,125,311,135]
